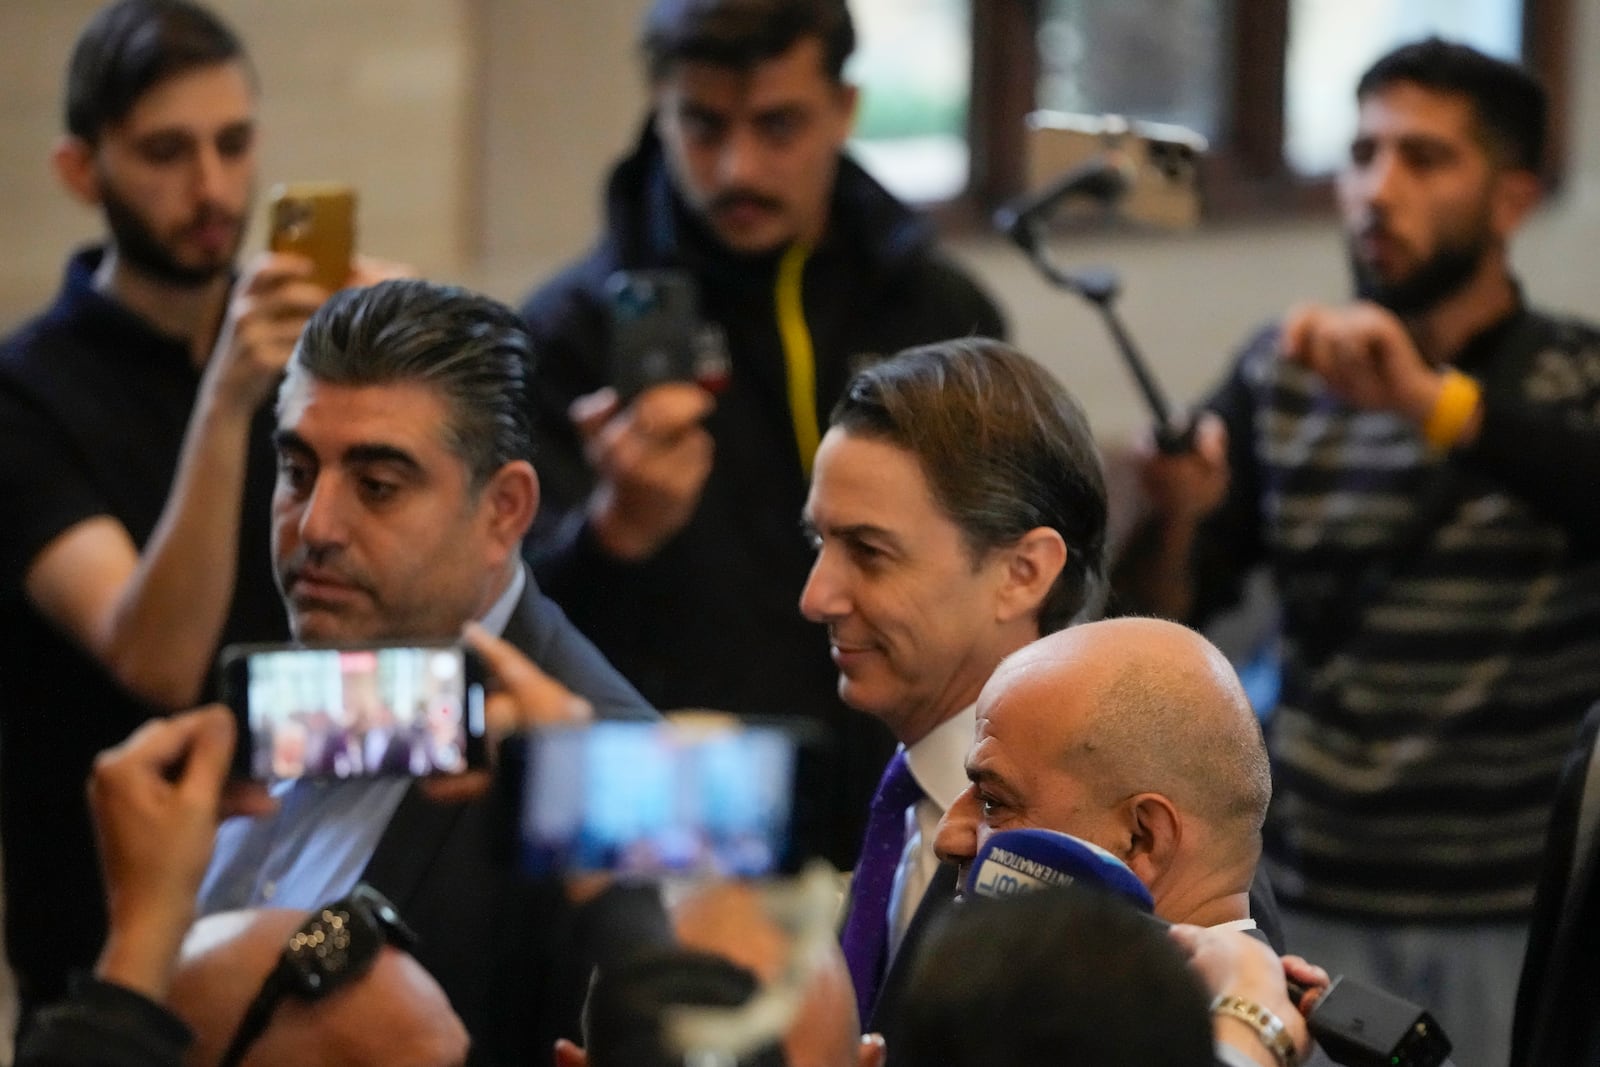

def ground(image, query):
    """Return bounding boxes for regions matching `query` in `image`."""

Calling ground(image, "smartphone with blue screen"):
[515,721,813,878]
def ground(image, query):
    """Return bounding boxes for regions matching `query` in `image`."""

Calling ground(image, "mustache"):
[1353,215,1397,242]
[277,549,377,596]
[181,202,242,234]
[708,189,783,216]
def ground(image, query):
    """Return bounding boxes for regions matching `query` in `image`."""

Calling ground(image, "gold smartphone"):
[268,182,356,292]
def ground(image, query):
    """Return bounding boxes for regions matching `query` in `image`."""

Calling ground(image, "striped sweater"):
[1196,307,1600,921]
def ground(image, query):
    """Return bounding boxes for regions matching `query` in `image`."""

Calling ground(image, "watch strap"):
[217,960,295,1067]
[1211,992,1297,1067]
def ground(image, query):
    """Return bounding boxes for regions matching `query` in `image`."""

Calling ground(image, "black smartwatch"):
[217,883,417,1067]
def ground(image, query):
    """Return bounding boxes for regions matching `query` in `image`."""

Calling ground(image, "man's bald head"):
[169,908,468,1067]
[937,618,1271,927]
[993,616,1270,864]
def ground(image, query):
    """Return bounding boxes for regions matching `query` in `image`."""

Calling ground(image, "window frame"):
[952,0,1574,222]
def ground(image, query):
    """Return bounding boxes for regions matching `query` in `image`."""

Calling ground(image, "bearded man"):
[0,0,372,1025]
[1116,38,1600,1067]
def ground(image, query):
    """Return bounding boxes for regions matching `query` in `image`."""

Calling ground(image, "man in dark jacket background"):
[519,0,1004,864]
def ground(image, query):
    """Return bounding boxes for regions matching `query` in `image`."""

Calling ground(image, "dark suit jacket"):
[1246,865,1286,954]
[357,581,661,1067]
[1510,701,1600,1067]
[866,863,959,1050]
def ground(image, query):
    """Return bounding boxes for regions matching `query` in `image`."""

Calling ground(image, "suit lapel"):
[500,581,546,660]
[358,784,472,912]
[868,862,959,1038]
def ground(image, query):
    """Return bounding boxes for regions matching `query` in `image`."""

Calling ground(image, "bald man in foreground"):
[936,616,1271,933]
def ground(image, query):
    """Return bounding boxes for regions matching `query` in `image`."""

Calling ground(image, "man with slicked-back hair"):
[518,0,1004,869]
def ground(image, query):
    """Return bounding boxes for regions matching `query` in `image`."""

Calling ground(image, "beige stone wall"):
[475,0,652,268]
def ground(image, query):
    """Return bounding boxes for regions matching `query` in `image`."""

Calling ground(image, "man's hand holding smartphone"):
[575,382,717,562]
[206,252,329,414]
[420,624,595,806]
[90,706,275,1001]
[221,630,592,788]
[207,183,414,416]
[574,269,728,562]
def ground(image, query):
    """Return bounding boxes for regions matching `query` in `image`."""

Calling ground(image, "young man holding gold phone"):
[0,0,381,1027]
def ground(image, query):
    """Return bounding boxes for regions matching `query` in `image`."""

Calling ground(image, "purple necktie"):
[840,750,923,1022]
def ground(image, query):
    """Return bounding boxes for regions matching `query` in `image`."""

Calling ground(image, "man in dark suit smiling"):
[798,338,1107,1035]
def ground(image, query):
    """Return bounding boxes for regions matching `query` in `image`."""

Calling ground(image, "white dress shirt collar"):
[904,703,977,814]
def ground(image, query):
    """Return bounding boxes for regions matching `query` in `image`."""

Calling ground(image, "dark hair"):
[581,950,786,1067]
[897,887,1213,1067]
[284,280,536,490]
[830,338,1108,631]
[641,0,854,82]
[64,0,250,142]
[1357,36,1547,172]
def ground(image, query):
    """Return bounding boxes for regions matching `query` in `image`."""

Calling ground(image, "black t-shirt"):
[0,248,285,1007]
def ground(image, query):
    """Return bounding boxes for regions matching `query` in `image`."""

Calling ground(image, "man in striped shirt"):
[1117,38,1600,1067]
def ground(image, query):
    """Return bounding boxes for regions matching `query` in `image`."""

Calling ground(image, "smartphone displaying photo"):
[518,722,799,879]
[220,643,487,781]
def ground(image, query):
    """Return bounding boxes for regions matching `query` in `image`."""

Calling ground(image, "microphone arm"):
[993,157,1132,254]
[993,157,1195,454]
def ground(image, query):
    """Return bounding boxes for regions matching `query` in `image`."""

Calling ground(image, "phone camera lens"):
[614,279,658,320]
[277,201,314,242]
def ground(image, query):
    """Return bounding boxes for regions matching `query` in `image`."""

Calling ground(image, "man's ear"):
[858,1032,887,1067]
[835,81,861,134]
[480,460,540,554]
[651,82,679,144]
[1119,792,1181,892]
[1491,167,1542,237]
[52,136,101,207]
[553,1038,588,1067]
[993,527,1067,625]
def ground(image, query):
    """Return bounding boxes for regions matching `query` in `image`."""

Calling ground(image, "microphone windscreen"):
[964,828,1154,912]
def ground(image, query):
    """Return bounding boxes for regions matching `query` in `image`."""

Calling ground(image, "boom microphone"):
[992,156,1135,255]
[963,828,1154,912]
[1292,977,1452,1067]
[990,154,1194,453]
